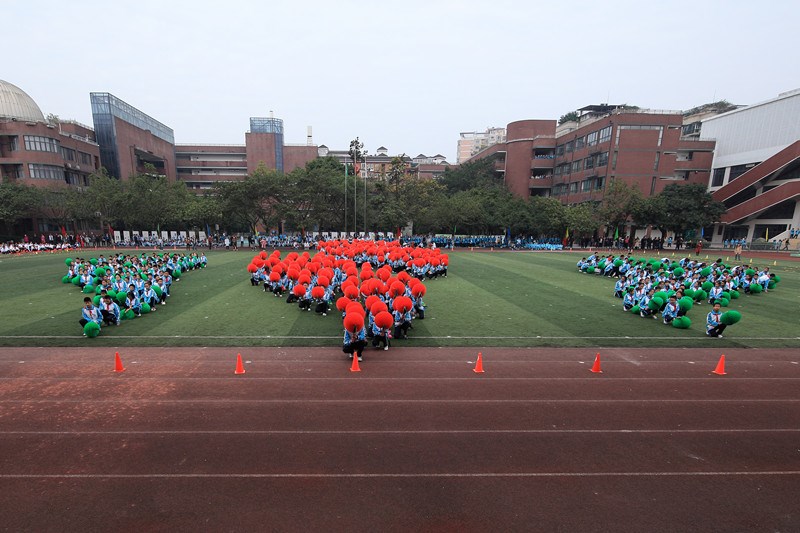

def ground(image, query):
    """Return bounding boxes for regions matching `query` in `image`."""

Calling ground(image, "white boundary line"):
[0,376,797,381]
[3,429,798,435]
[1,335,799,340]
[1,471,798,479]
[1,399,797,404]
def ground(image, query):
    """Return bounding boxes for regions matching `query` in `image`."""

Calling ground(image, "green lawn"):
[0,249,797,348]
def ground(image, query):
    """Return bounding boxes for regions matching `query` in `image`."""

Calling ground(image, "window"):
[78,152,92,165]
[597,151,609,167]
[28,163,65,180]
[729,164,751,182]
[612,151,618,170]
[650,176,657,195]
[569,182,578,194]
[565,141,574,153]
[587,131,598,146]
[24,135,60,153]
[571,161,581,173]
[711,168,725,187]
[60,147,76,161]
[575,136,585,150]
[7,136,18,151]
[653,152,661,171]
[582,179,592,192]
[595,177,605,190]
[584,156,595,170]
[598,126,612,144]
[555,144,565,157]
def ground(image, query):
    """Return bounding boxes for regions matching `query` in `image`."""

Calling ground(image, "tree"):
[438,157,500,194]
[0,182,42,236]
[648,183,726,238]
[215,164,283,233]
[558,111,579,124]
[82,169,124,231]
[565,203,598,237]
[596,180,643,234]
[528,196,568,237]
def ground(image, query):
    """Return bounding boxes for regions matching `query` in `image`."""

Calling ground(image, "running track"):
[1,347,798,532]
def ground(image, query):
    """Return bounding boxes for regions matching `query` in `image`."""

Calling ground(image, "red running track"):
[0,347,798,532]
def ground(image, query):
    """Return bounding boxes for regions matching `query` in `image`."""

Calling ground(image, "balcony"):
[175,159,248,169]
[529,176,553,188]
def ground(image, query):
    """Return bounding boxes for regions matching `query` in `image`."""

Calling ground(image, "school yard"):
[0,249,798,532]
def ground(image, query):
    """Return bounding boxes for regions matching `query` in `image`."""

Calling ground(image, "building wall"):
[505,119,556,197]
[245,132,278,174]
[0,119,100,186]
[175,144,248,190]
[283,145,318,173]
[113,117,177,180]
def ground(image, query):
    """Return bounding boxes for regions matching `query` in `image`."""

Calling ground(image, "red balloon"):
[292,284,306,297]
[389,281,406,297]
[346,303,366,317]
[311,286,325,299]
[343,285,360,300]
[392,296,413,313]
[376,268,391,282]
[411,284,426,297]
[316,275,330,287]
[336,297,352,311]
[359,270,373,281]
[365,295,380,312]
[247,264,259,273]
[397,271,411,283]
[259,251,268,260]
[269,271,281,282]
[343,313,364,333]
[374,311,393,329]
[371,301,388,315]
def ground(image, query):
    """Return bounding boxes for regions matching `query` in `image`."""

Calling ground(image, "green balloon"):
[745,269,756,277]
[82,285,95,294]
[672,267,684,277]
[768,280,776,289]
[95,267,106,278]
[721,310,742,325]
[62,275,71,284]
[693,289,708,301]
[72,276,81,285]
[93,295,102,306]
[107,290,117,300]
[672,316,691,329]
[720,298,730,307]
[700,267,712,277]
[65,258,73,266]
[83,321,101,338]
[678,297,693,312]
[613,259,623,267]
[123,309,136,320]
[702,281,713,292]
[648,297,664,311]
[152,285,163,297]
[90,258,98,266]
[730,290,740,299]
[773,274,781,283]
[749,283,762,293]
[630,305,640,314]
[141,302,151,314]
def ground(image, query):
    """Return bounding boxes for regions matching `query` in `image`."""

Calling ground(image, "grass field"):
[0,248,797,349]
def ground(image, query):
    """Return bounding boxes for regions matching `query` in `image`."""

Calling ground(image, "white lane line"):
[0,377,798,381]
[1,472,799,479]
[1,335,799,340]
[1,399,797,404]
[2,429,799,436]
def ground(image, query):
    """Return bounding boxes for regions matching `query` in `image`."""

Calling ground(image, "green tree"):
[215,164,283,233]
[566,203,598,237]
[597,180,643,235]
[81,169,124,230]
[529,196,568,237]
[0,182,42,236]
[558,111,579,124]
[649,183,726,238]
[438,157,499,194]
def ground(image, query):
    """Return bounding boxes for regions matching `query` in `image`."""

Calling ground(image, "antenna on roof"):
[307,126,313,145]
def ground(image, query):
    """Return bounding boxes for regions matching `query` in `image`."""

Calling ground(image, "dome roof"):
[0,80,45,122]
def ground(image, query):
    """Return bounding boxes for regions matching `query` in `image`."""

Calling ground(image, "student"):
[100,295,121,326]
[662,295,680,325]
[79,297,103,333]
[708,281,724,304]
[622,287,636,312]
[371,321,390,350]
[123,291,142,317]
[141,281,159,310]
[393,308,413,339]
[706,302,726,338]
[343,324,367,362]
[614,276,627,298]
[639,289,658,319]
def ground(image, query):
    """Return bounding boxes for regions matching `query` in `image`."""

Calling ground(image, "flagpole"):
[344,162,348,235]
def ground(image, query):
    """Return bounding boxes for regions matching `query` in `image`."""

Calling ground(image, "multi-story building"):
[467,105,715,205]
[456,127,506,163]
[175,119,317,191]
[1,80,101,189]
[318,145,451,182]
[703,89,800,245]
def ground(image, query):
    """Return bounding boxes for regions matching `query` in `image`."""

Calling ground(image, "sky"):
[5,0,799,163]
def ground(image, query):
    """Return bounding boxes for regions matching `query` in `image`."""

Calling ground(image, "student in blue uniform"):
[622,287,636,312]
[79,297,103,333]
[371,321,390,350]
[343,324,367,361]
[661,295,680,325]
[706,302,726,338]
[100,295,121,326]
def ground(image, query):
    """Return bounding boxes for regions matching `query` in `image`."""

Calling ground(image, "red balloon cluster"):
[246,239,443,336]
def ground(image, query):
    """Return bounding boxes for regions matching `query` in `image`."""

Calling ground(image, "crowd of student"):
[1,241,76,254]
[577,254,780,338]
[69,252,208,337]
[247,239,448,362]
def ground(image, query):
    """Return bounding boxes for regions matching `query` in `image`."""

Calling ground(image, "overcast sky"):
[6,0,799,162]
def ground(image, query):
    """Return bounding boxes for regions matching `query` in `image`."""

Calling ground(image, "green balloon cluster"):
[693,289,708,302]
[678,297,694,312]
[730,290,740,299]
[62,275,71,284]
[672,267,684,277]
[648,297,664,311]
[83,321,101,338]
[71,276,81,285]
[65,258,73,266]
[749,283,763,294]
[721,310,742,325]
[82,285,95,294]
[701,281,713,291]
[672,316,691,329]
[630,305,640,315]
[141,302,151,314]
[90,258,98,266]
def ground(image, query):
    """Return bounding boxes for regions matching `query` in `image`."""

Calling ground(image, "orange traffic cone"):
[350,353,361,372]
[590,353,603,373]
[234,353,246,375]
[473,352,485,373]
[712,354,726,375]
[113,351,125,373]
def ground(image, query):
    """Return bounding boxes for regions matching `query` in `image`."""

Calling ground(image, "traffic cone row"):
[108,351,732,375]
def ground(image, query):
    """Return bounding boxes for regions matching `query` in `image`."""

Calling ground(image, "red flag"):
[60,225,67,237]
[354,162,361,175]
[108,223,114,236]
